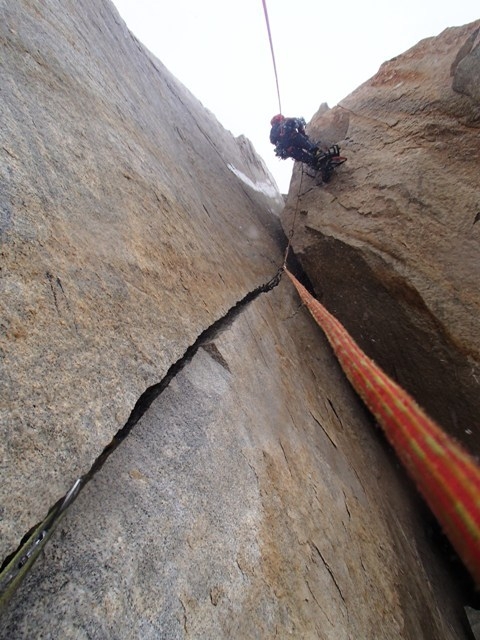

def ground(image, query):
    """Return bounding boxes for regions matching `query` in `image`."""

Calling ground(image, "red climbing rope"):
[285,268,480,586]
[261,0,282,114]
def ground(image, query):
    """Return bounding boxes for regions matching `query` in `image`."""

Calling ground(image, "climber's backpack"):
[269,121,284,145]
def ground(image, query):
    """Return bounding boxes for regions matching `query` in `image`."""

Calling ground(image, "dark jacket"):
[270,117,307,146]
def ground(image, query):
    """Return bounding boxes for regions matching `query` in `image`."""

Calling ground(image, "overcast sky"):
[111,1,478,192]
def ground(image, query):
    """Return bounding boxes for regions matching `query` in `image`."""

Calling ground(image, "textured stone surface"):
[0,281,469,638]
[1,1,475,635]
[0,0,283,558]
[452,27,480,103]
[282,21,480,451]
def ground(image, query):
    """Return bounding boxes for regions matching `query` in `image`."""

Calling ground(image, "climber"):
[269,114,319,165]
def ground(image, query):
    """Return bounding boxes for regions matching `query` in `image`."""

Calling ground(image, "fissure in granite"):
[0,265,285,608]
[2,4,478,636]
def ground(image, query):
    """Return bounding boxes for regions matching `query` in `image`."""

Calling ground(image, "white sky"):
[111,0,478,192]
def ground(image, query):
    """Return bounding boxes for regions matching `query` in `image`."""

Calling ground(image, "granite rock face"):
[0,0,283,558]
[452,26,480,102]
[0,282,468,638]
[0,1,475,637]
[282,21,480,450]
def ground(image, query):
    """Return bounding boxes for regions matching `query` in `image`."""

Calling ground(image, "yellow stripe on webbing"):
[284,267,480,585]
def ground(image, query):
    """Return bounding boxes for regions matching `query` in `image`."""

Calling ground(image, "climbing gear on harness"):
[276,141,347,182]
[312,145,347,182]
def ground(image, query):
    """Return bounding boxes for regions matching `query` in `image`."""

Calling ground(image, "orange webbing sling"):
[286,268,480,585]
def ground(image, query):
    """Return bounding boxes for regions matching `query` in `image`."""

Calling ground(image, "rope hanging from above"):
[261,0,282,114]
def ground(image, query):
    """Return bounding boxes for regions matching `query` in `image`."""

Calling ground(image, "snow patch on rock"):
[227,164,282,203]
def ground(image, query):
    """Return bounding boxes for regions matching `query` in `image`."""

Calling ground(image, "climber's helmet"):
[270,114,285,125]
